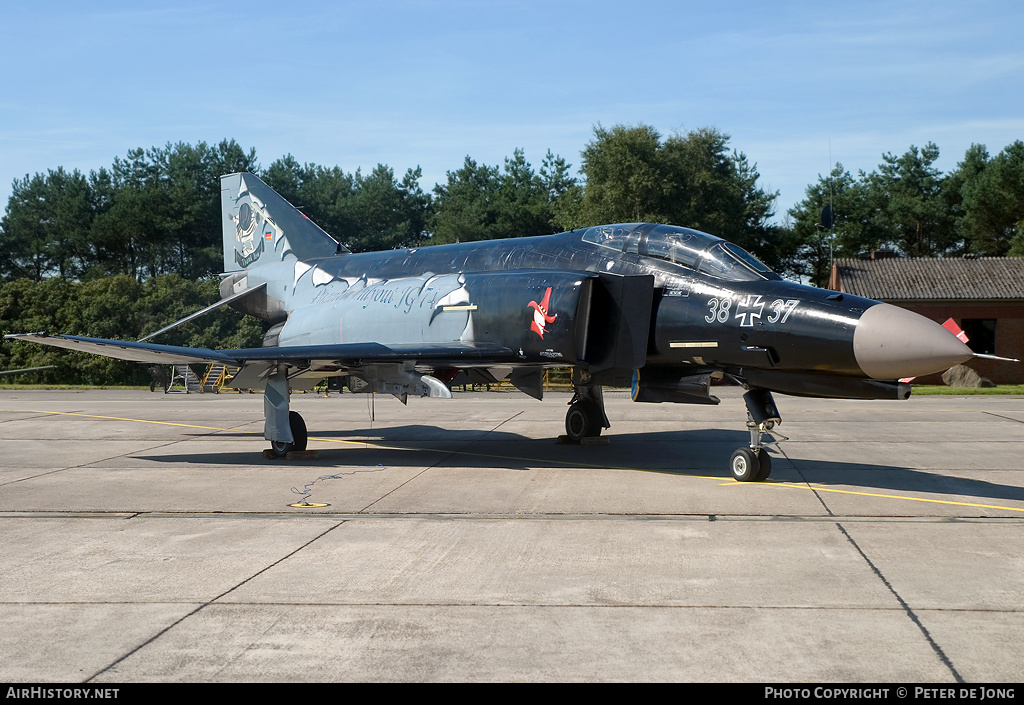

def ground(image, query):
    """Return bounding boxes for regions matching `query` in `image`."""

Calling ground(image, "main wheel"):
[289,411,308,451]
[730,447,761,482]
[269,411,307,457]
[269,439,292,457]
[565,401,602,441]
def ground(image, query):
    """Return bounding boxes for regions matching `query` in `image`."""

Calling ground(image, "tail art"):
[221,172,346,273]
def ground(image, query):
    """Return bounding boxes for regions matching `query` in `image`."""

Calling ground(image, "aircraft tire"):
[729,447,761,482]
[754,448,772,481]
[289,411,308,452]
[565,401,602,441]
[269,440,292,458]
[268,411,308,457]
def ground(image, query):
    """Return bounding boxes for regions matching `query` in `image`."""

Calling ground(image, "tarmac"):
[0,386,1022,683]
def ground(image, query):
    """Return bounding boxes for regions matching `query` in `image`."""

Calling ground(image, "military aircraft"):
[6,173,988,481]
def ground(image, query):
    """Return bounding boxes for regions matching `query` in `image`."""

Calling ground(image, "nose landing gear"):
[730,388,782,482]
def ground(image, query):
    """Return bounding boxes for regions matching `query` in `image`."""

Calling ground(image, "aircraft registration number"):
[706,296,799,327]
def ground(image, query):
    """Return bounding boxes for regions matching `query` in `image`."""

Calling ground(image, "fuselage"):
[225,222,973,396]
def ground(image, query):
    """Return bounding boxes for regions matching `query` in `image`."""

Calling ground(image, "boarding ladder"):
[201,363,237,393]
[167,365,202,394]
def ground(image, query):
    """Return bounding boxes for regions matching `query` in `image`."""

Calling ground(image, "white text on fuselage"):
[706,296,800,327]
[311,283,445,315]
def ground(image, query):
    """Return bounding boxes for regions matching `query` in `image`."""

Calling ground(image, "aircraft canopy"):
[581,223,779,282]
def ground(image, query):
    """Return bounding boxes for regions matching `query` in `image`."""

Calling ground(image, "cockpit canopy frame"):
[581,223,779,282]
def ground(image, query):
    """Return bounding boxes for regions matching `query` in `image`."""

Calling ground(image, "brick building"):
[829,256,1024,384]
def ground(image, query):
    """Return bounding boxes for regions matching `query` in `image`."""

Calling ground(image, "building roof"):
[831,257,1024,301]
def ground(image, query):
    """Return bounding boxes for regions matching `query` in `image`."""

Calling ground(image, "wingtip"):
[4,331,50,340]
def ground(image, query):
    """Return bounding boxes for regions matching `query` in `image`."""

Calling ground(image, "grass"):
[911,384,1024,395]
[0,384,149,390]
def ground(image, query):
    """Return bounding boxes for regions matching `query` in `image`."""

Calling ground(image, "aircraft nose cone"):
[853,303,973,379]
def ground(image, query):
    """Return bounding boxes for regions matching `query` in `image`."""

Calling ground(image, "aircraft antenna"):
[828,141,835,273]
[818,142,837,287]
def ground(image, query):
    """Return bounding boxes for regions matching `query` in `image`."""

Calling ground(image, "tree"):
[86,148,165,279]
[0,168,95,280]
[74,141,258,281]
[955,141,1024,256]
[347,165,432,252]
[788,164,881,286]
[572,124,794,274]
[262,157,431,252]
[493,149,568,239]
[262,157,356,241]
[787,142,1004,285]
[574,124,663,225]
[152,140,259,278]
[863,143,958,257]
[0,173,54,280]
[430,156,502,244]
[430,149,574,245]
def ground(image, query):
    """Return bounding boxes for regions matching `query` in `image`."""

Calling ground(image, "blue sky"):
[2,0,1023,226]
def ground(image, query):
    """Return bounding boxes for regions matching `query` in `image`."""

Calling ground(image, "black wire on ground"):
[290,464,387,506]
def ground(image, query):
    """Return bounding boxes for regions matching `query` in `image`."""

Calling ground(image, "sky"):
[2,0,1023,226]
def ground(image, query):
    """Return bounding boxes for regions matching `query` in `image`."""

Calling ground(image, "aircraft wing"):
[4,333,516,367]
[4,333,238,365]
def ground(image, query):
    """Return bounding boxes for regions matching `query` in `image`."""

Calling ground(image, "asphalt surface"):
[0,387,1022,683]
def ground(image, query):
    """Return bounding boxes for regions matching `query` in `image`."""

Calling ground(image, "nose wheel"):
[730,446,772,482]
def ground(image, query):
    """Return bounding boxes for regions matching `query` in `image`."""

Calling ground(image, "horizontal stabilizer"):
[138,283,267,342]
[0,365,57,376]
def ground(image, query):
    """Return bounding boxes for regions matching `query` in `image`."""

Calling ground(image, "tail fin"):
[221,172,347,273]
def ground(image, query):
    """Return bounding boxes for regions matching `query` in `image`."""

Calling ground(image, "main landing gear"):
[563,369,610,442]
[264,365,308,458]
[729,388,781,482]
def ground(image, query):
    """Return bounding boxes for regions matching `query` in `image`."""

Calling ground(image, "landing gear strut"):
[730,389,780,482]
[563,368,610,442]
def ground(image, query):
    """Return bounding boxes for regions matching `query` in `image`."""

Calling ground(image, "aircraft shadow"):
[136,424,1024,507]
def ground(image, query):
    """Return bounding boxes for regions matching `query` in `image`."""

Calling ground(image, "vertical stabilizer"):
[221,173,347,273]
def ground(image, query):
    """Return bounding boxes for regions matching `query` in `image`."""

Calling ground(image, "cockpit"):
[580,223,780,282]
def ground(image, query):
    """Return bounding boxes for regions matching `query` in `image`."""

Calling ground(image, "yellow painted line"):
[669,341,718,348]
[442,304,477,311]
[766,481,1024,513]
[30,410,245,433]
[20,409,1024,514]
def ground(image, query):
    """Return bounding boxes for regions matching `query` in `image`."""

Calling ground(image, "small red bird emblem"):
[528,287,557,338]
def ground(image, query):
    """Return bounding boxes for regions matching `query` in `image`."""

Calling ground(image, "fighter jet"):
[6,173,987,481]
